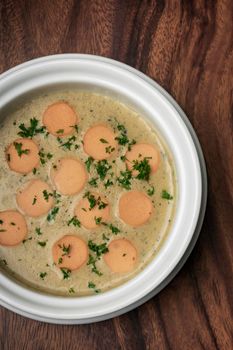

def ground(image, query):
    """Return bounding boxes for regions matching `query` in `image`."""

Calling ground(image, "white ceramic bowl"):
[0,55,206,324]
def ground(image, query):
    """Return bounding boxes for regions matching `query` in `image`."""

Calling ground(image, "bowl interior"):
[0,55,202,320]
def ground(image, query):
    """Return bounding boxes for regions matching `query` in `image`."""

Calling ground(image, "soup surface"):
[0,90,176,296]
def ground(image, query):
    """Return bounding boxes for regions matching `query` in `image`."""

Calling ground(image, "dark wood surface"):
[0,0,233,349]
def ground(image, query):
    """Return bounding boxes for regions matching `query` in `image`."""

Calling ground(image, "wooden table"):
[0,1,232,349]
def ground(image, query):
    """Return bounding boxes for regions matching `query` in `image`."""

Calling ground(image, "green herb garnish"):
[98,200,108,209]
[104,179,114,188]
[35,227,42,235]
[128,139,136,151]
[117,170,132,189]
[88,281,100,293]
[56,129,64,134]
[161,190,173,200]
[13,142,30,157]
[38,149,53,165]
[133,157,151,181]
[38,241,46,247]
[47,207,59,221]
[59,244,71,256]
[43,190,53,202]
[59,135,76,150]
[88,240,108,257]
[32,196,37,205]
[67,216,81,227]
[18,118,45,138]
[69,287,75,294]
[115,123,129,145]
[95,160,112,180]
[100,138,108,143]
[60,268,71,279]
[39,272,47,280]
[32,167,37,175]
[88,178,98,187]
[87,255,102,276]
[84,191,97,209]
[109,224,120,234]
[85,156,94,172]
[94,217,102,225]
[147,186,155,196]
[105,146,115,154]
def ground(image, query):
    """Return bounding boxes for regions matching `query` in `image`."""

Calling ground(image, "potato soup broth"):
[0,90,176,296]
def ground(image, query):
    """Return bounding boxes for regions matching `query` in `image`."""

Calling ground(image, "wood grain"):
[0,0,233,349]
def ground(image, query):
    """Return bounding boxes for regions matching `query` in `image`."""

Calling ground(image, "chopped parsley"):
[88,240,108,257]
[109,224,120,234]
[39,272,47,280]
[13,142,30,157]
[105,145,115,154]
[88,281,100,293]
[0,220,3,224]
[69,287,75,294]
[84,191,97,209]
[47,207,59,221]
[67,216,81,227]
[98,200,108,209]
[18,118,45,138]
[88,177,98,187]
[87,239,109,276]
[43,190,53,202]
[133,157,151,181]
[32,196,37,205]
[104,179,114,188]
[147,186,155,196]
[115,123,129,145]
[60,268,71,279]
[94,216,102,225]
[59,135,76,150]
[38,149,53,165]
[35,227,42,235]
[117,170,132,189]
[37,241,46,247]
[161,190,173,200]
[32,167,37,175]
[100,138,108,143]
[95,160,112,180]
[87,255,102,276]
[85,156,94,172]
[56,129,64,134]
[128,139,136,151]
[59,244,71,256]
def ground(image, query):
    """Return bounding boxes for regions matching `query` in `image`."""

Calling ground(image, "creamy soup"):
[0,90,176,296]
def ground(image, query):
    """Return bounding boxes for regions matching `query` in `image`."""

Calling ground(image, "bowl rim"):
[0,54,205,321]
